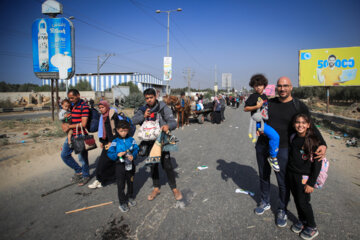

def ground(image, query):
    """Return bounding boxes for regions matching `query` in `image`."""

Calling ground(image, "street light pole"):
[156,8,182,95]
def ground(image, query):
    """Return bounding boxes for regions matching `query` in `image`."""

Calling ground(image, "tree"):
[74,79,92,91]
[118,82,140,94]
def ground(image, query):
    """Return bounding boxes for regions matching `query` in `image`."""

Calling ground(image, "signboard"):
[221,73,232,88]
[299,46,360,86]
[163,57,172,81]
[32,17,75,79]
[264,84,275,97]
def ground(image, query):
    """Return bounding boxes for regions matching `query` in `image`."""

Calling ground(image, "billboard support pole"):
[55,79,59,114]
[51,79,55,121]
[326,87,330,113]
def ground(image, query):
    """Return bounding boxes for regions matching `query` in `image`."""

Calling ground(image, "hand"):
[256,131,264,136]
[144,108,151,118]
[127,155,134,161]
[304,184,314,193]
[256,99,264,109]
[104,143,111,150]
[117,152,126,157]
[314,145,327,160]
[62,123,70,133]
[161,125,169,133]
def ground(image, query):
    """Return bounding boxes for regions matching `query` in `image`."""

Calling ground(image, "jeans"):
[60,137,89,177]
[256,122,280,158]
[255,142,290,210]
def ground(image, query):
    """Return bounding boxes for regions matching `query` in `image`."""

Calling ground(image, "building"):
[42,72,165,93]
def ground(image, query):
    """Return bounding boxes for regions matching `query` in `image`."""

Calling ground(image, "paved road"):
[0,111,52,120]
[0,107,359,239]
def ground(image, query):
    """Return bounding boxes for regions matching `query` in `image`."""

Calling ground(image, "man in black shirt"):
[254,77,327,228]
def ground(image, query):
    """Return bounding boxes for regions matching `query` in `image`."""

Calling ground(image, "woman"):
[88,100,118,189]
[212,96,222,124]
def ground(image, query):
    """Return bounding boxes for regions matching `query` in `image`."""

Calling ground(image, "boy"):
[244,74,280,172]
[107,120,139,212]
[58,99,73,148]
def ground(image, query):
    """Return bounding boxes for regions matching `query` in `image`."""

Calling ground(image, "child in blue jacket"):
[108,120,139,212]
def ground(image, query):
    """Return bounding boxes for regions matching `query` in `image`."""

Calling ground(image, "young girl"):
[287,113,322,240]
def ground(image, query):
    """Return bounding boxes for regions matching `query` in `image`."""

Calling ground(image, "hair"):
[143,88,156,96]
[116,120,130,130]
[293,113,321,157]
[68,89,80,96]
[249,74,268,88]
[61,99,70,105]
[328,54,336,60]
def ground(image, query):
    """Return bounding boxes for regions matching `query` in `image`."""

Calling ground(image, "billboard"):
[299,46,360,86]
[221,73,232,88]
[32,17,75,79]
[163,57,172,81]
[264,84,275,97]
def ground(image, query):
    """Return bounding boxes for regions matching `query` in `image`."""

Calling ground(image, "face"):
[328,57,336,68]
[276,77,293,100]
[62,102,70,111]
[254,85,265,94]
[145,94,156,107]
[294,116,310,136]
[67,92,80,104]
[117,128,129,138]
[98,105,107,114]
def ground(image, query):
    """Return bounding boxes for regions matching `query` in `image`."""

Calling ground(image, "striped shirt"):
[71,99,89,136]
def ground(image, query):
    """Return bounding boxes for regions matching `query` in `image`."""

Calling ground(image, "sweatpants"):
[287,171,317,228]
[115,162,135,205]
[256,122,280,158]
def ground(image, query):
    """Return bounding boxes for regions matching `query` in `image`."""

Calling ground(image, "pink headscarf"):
[98,100,110,139]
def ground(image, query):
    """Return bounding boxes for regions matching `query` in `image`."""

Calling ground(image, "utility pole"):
[97,53,114,91]
[214,65,218,96]
[183,67,194,97]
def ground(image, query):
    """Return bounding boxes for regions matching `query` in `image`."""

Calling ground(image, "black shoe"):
[119,204,129,212]
[128,198,137,207]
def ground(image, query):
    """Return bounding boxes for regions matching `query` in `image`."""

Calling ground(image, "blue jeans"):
[60,137,89,177]
[256,122,279,158]
[255,142,290,210]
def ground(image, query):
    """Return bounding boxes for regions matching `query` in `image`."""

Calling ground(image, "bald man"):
[254,77,327,228]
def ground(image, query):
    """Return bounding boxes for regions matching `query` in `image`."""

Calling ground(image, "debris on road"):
[65,201,113,214]
[346,138,357,147]
[235,188,255,197]
[197,165,208,170]
[247,225,255,229]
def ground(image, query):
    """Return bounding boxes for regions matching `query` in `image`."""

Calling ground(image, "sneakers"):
[254,202,271,215]
[119,203,129,213]
[267,157,280,172]
[78,177,90,186]
[300,227,319,240]
[128,198,137,207]
[291,221,304,234]
[88,179,102,189]
[71,173,82,183]
[276,209,287,227]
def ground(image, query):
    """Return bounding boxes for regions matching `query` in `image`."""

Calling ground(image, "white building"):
[43,72,165,93]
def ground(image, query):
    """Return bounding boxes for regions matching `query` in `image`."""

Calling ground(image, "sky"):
[1,0,360,90]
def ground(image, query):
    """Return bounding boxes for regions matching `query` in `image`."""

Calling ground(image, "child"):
[58,99,73,148]
[244,74,280,172]
[287,113,322,239]
[107,120,139,212]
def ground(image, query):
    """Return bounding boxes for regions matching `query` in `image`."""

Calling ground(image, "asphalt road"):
[0,106,359,239]
[0,111,52,120]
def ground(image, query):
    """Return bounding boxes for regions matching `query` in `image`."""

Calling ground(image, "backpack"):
[290,133,329,189]
[81,104,100,133]
[118,112,136,137]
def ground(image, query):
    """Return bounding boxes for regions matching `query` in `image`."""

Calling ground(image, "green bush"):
[118,82,140,94]
[123,93,145,108]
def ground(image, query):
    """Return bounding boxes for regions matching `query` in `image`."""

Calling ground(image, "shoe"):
[254,202,271,215]
[267,157,280,172]
[172,188,183,201]
[128,198,137,207]
[300,227,319,240]
[119,203,129,213]
[71,173,82,183]
[88,179,102,189]
[78,177,90,186]
[291,221,304,234]
[147,188,160,201]
[276,209,287,227]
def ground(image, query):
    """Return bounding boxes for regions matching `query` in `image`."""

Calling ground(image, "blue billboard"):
[32,17,75,79]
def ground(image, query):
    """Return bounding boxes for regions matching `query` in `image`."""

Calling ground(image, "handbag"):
[138,114,161,141]
[73,124,97,154]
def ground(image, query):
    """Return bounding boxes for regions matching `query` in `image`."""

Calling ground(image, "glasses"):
[277,84,290,88]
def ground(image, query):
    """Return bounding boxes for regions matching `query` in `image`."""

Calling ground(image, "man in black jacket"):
[254,77,327,228]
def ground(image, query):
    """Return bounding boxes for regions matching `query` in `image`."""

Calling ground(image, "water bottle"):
[125,152,132,171]
[38,19,49,72]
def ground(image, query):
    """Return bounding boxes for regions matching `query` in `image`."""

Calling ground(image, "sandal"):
[147,188,160,201]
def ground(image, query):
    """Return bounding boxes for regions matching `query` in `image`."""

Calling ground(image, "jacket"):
[107,137,139,161]
[132,101,177,131]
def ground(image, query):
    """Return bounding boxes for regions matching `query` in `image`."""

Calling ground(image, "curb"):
[311,111,360,128]
[0,106,51,113]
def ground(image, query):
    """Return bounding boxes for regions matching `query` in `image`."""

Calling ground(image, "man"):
[254,77,327,227]
[132,88,183,201]
[219,95,226,121]
[321,55,342,86]
[61,89,90,186]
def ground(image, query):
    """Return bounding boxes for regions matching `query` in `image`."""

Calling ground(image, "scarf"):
[99,100,110,139]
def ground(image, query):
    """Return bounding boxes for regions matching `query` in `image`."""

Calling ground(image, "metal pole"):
[97,56,100,92]
[51,79,55,121]
[55,79,59,114]
[326,87,330,113]
[214,65,218,96]
[166,12,170,95]
[187,68,191,97]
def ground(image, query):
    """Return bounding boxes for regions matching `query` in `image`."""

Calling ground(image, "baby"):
[58,99,73,148]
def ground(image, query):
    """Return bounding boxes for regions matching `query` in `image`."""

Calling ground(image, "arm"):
[131,139,139,159]
[161,104,177,131]
[132,107,145,126]
[107,140,119,161]
[304,153,322,193]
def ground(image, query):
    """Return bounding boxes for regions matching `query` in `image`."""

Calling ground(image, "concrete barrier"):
[311,111,360,128]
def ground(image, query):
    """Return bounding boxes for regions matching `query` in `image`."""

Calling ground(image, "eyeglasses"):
[277,84,290,88]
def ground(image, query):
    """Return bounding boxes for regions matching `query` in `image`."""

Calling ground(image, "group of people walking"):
[59,75,326,239]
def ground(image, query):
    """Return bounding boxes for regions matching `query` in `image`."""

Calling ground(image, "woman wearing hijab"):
[88,100,117,189]
[212,96,222,124]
